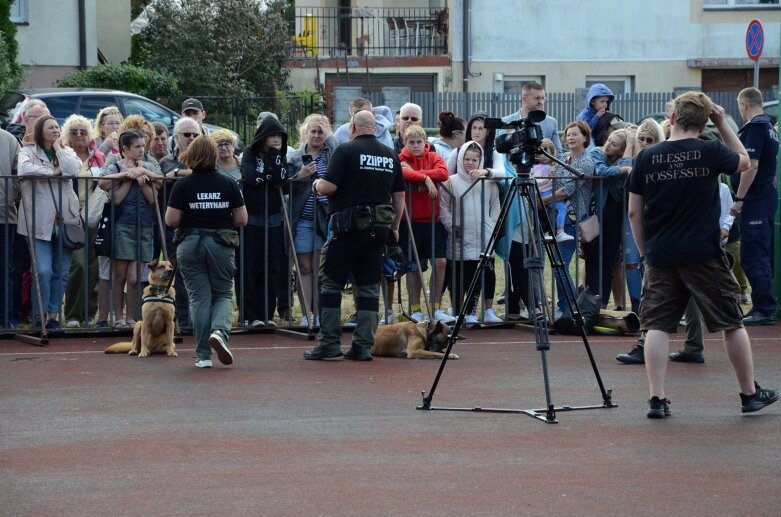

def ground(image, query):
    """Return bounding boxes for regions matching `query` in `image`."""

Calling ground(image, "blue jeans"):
[31,235,73,319]
[555,222,577,314]
[622,213,643,313]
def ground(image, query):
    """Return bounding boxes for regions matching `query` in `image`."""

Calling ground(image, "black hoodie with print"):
[240,117,289,218]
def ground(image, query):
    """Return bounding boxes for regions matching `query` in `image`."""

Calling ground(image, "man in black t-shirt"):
[628,91,779,418]
[734,87,779,326]
[304,111,405,361]
[166,137,247,368]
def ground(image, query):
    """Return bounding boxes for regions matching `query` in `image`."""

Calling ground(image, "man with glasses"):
[501,82,562,157]
[159,118,202,333]
[393,102,424,153]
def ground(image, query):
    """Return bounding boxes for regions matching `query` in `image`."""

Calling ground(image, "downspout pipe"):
[79,0,87,69]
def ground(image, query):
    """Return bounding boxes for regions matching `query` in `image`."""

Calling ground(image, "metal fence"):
[289,6,448,59]
[361,90,772,128]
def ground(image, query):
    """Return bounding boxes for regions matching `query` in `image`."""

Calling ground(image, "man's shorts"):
[639,255,744,334]
[399,221,447,272]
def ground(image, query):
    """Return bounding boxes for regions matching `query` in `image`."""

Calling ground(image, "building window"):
[586,76,634,96]
[704,0,780,8]
[10,0,28,24]
[502,76,545,95]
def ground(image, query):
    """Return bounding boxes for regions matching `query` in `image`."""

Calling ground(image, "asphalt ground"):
[1,324,779,516]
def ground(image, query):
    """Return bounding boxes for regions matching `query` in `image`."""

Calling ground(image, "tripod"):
[417,148,616,423]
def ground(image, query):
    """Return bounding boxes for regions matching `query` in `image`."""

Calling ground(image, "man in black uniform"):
[304,111,405,361]
[734,87,778,326]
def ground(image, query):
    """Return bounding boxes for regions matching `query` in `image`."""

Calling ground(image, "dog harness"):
[142,285,175,306]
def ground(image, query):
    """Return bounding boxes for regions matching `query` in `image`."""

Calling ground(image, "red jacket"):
[399,143,449,222]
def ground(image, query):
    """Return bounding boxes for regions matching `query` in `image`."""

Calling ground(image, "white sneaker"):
[409,311,425,322]
[300,315,310,326]
[555,232,574,242]
[195,359,213,368]
[208,330,233,365]
[250,319,265,328]
[483,308,503,323]
[65,319,80,328]
[113,318,128,329]
[265,320,277,328]
[465,314,479,324]
[433,309,456,323]
[380,312,395,324]
[126,319,136,328]
[520,308,530,320]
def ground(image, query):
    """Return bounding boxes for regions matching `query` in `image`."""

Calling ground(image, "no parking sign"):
[746,19,764,88]
[746,19,764,61]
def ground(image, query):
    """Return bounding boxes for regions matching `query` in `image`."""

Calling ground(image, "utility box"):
[333,86,363,125]
[382,87,411,119]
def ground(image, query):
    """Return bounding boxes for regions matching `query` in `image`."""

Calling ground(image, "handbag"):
[94,201,121,257]
[48,181,85,250]
[578,214,600,244]
[83,186,109,229]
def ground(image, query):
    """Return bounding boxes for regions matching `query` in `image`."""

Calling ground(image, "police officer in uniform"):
[304,111,405,361]
[734,87,778,326]
[165,136,248,368]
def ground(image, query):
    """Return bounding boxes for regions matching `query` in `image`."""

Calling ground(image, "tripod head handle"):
[537,148,586,179]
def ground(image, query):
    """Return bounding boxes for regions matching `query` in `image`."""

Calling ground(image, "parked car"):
[0,88,238,143]
[762,99,777,125]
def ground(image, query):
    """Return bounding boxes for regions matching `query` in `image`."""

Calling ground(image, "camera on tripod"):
[484,110,546,171]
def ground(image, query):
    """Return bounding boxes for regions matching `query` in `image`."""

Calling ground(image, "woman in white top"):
[17,115,81,329]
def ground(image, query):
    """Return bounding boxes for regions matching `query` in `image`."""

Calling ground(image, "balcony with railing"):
[288,6,448,60]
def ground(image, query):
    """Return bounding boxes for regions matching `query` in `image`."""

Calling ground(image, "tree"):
[136,0,290,98]
[0,0,24,92]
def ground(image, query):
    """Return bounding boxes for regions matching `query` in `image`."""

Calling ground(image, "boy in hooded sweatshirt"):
[395,125,453,323]
[439,141,500,324]
[239,116,289,329]
[577,83,615,131]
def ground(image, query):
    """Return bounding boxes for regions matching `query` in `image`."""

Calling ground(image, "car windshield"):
[0,91,25,127]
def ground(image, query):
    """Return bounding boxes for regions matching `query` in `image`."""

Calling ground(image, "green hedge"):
[56,64,180,101]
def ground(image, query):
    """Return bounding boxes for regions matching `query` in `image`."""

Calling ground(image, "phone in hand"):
[301,154,313,165]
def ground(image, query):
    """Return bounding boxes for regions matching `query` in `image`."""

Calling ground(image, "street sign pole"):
[754,59,760,88]
[775,22,780,320]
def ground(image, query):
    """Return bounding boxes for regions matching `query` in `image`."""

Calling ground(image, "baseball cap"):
[256,111,279,127]
[181,98,204,112]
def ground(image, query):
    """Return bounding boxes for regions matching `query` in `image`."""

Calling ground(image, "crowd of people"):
[0,86,776,340]
[0,82,777,413]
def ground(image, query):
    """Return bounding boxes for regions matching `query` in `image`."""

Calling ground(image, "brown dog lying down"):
[371,320,459,359]
[104,259,177,357]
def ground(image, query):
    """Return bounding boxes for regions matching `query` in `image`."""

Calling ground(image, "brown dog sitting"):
[104,259,177,357]
[371,320,459,359]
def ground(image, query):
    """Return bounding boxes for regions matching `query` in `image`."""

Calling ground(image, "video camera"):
[484,110,546,171]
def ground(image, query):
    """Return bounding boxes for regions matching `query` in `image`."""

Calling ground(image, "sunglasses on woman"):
[69,129,89,136]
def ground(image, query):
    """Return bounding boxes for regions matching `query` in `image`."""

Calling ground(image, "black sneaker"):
[740,382,780,413]
[303,345,343,360]
[647,396,671,418]
[616,344,644,365]
[668,350,705,363]
[343,347,373,361]
[742,311,775,326]
[208,330,233,365]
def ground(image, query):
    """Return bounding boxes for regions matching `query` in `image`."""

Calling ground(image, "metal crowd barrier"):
[0,169,634,336]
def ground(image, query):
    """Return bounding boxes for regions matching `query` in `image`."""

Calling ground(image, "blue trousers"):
[740,189,777,315]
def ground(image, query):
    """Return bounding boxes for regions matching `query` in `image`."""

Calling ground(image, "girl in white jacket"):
[439,141,500,323]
